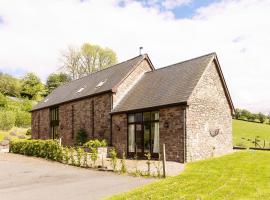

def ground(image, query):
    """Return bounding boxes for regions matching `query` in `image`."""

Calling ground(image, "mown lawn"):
[107,151,270,200]
[233,119,270,148]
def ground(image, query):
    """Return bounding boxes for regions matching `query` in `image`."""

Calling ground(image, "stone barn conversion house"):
[31,52,234,163]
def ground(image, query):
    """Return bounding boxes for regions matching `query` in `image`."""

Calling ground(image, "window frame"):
[50,107,59,140]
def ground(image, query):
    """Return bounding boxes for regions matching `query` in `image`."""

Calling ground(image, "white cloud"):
[162,0,192,9]
[0,0,270,113]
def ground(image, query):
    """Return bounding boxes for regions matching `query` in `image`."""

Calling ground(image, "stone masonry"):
[186,60,233,162]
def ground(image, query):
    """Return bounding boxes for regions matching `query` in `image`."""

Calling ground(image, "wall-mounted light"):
[164,121,169,129]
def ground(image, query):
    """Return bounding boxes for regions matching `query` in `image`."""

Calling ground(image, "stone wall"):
[31,108,50,139]
[31,93,112,145]
[111,113,127,155]
[111,106,185,162]
[159,106,185,162]
[113,59,152,107]
[186,60,233,162]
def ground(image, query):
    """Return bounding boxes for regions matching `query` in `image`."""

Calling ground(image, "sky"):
[0,0,270,113]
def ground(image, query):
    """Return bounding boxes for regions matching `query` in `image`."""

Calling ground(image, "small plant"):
[70,147,76,166]
[83,139,107,150]
[120,151,127,174]
[83,151,88,167]
[75,129,88,146]
[25,128,31,136]
[154,153,162,178]
[63,147,70,164]
[134,154,139,176]
[76,147,83,167]
[145,152,151,176]
[109,148,118,172]
[90,148,98,167]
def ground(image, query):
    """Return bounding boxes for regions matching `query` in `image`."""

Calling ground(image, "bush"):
[75,129,88,146]
[26,128,31,136]
[10,139,63,161]
[15,111,31,128]
[109,148,118,172]
[0,110,15,130]
[83,139,107,150]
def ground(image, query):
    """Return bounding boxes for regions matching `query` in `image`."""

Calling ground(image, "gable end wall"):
[113,59,152,108]
[186,61,233,161]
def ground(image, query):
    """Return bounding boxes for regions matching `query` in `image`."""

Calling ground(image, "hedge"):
[10,139,63,161]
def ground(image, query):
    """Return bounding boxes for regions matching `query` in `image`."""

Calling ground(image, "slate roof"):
[32,54,149,111]
[112,53,217,113]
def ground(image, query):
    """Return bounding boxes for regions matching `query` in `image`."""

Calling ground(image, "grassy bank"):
[233,119,270,148]
[108,151,270,200]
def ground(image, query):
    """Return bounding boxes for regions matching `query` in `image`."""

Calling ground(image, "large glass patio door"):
[127,111,159,158]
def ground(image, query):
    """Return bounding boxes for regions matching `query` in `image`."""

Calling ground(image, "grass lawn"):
[108,151,270,200]
[233,119,270,148]
[0,127,29,141]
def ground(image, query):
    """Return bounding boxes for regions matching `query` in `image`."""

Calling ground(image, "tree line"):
[234,108,269,124]
[0,42,117,101]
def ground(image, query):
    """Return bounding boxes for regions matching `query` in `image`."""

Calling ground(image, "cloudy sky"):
[0,0,270,113]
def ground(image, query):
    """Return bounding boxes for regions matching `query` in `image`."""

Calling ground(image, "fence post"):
[162,143,166,178]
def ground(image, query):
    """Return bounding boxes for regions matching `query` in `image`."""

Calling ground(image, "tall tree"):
[0,73,22,97]
[60,43,117,80]
[46,72,71,94]
[20,73,46,100]
[60,46,82,80]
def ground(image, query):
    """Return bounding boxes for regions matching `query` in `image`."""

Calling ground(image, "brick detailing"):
[186,61,233,161]
[31,108,50,140]
[159,106,185,162]
[113,60,152,107]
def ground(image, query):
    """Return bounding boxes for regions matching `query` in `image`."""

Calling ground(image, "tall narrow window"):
[50,107,59,139]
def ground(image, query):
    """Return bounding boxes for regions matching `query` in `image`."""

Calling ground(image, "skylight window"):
[76,87,85,93]
[96,79,107,88]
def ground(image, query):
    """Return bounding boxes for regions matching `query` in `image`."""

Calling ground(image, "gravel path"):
[0,153,154,200]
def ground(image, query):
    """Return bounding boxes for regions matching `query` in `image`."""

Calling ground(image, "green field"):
[108,151,270,200]
[233,119,270,148]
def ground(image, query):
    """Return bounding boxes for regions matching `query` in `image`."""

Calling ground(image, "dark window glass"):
[135,113,142,122]
[143,112,150,122]
[50,107,59,140]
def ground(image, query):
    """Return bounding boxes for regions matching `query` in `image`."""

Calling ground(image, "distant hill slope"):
[233,119,270,148]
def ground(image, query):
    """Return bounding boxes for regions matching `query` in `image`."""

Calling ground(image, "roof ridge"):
[147,52,216,74]
[52,54,145,91]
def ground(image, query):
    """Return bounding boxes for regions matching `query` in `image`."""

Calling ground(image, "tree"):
[241,109,252,120]
[46,72,71,94]
[0,73,22,97]
[20,73,46,100]
[60,46,82,80]
[258,112,266,123]
[235,108,242,119]
[60,43,117,80]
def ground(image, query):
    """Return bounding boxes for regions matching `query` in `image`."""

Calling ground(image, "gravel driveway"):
[0,153,154,200]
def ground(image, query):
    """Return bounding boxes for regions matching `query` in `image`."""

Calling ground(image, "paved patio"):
[0,153,155,200]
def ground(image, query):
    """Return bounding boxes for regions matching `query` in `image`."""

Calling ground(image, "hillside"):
[233,119,270,148]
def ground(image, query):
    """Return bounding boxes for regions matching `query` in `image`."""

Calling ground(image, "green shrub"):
[10,139,63,161]
[83,139,107,150]
[109,148,118,172]
[0,110,15,130]
[26,128,31,136]
[15,111,31,128]
[75,129,88,146]
[120,151,127,174]
[90,148,98,167]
